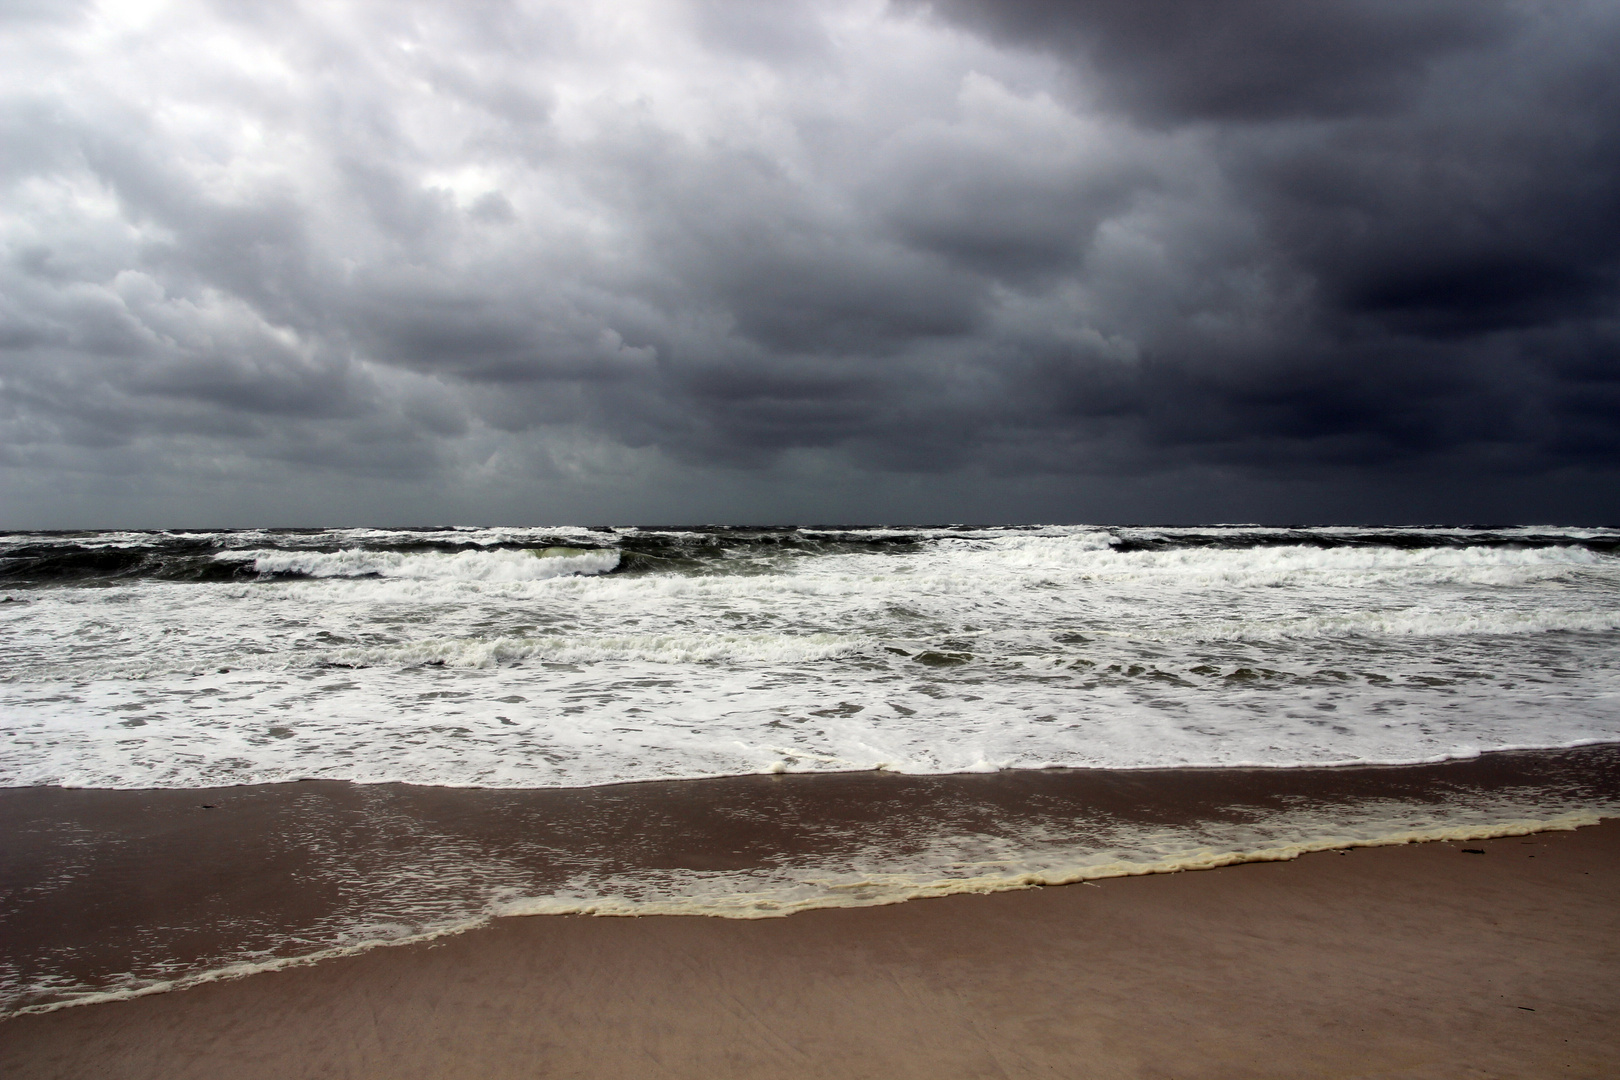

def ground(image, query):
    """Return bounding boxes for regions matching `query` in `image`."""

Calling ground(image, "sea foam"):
[2,525,1617,790]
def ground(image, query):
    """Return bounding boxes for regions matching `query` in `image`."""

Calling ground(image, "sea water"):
[2,524,1618,1013]
[4,524,1619,788]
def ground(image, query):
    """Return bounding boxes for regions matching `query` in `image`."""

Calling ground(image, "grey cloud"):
[1,0,1617,526]
[917,0,1519,123]
[0,0,93,25]
[899,1,1620,482]
[687,0,834,64]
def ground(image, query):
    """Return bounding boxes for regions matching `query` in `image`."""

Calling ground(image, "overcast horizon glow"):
[2,0,1617,528]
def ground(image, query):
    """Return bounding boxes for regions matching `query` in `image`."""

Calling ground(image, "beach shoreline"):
[5,746,1620,1020]
[4,815,1617,1079]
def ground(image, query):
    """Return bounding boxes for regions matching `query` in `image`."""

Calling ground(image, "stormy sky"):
[2,0,1617,527]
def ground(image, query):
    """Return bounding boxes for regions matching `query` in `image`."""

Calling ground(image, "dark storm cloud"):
[915,0,1620,479]
[0,0,1617,525]
[920,0,1520,123]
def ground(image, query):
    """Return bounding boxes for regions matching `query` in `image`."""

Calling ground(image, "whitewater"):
[3,524,1618,790]
[7,523,1620,1016]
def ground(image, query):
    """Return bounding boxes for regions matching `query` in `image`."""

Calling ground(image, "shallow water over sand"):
[3,746,1618,1016]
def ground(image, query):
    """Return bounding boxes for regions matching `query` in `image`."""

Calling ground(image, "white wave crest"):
[935,536,1605,581]
[238,547,620,581]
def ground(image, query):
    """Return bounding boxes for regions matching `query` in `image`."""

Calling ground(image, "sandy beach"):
[4,816,1617,1079]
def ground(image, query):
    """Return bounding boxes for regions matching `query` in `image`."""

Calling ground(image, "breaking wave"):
[238,546,620,581]
[2,523,1617,790]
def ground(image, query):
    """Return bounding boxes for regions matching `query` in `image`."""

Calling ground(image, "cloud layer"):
[2,0,1617,525]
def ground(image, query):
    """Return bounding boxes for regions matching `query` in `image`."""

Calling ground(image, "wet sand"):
[4,818,1618,1079]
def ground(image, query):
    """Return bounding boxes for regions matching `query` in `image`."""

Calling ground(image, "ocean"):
[3,524,1619,1014]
